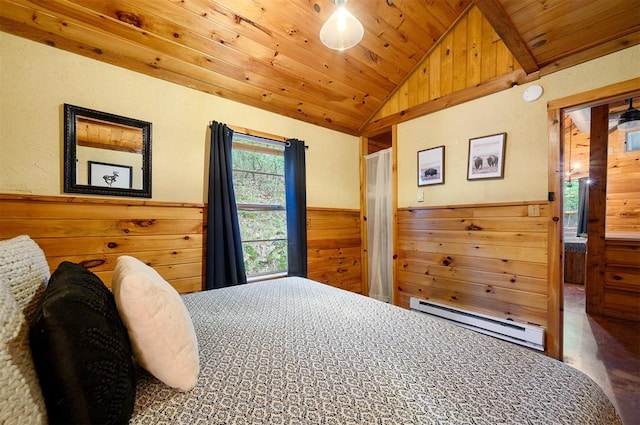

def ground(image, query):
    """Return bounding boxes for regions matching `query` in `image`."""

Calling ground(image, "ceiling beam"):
[474,0,539,74]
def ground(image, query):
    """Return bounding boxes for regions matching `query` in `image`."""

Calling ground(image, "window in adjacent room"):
[625,130,640,152]
[232,132,287,278]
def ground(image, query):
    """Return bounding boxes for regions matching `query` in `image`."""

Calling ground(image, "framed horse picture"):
[88,161,133,189]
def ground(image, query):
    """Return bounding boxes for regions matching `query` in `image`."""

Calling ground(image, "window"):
[232,133,287,278]
[563,179,579,229]
[625,130,640,152]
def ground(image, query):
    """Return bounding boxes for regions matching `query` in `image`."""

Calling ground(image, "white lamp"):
[319,0,364,51]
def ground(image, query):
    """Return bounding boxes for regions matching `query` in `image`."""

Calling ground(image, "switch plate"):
[528,204,540,217]
[417,190,424,202]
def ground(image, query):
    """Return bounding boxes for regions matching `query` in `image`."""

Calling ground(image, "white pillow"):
[0,281,47,424]
[112,256,199,391]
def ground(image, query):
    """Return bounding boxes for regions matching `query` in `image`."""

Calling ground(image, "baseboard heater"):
[410,297,545,351]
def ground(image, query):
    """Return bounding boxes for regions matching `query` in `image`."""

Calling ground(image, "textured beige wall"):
[0,32,360,208]
[397,45,640,208]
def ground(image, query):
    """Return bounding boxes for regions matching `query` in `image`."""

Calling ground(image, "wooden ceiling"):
[1,0,638,135]
[563,96,639,181]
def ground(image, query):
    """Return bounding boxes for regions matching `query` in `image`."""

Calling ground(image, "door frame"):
[359,127,398,301]
[546,78,640,360]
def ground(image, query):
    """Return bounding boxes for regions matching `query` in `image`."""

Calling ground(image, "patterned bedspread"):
[131,277,621,424]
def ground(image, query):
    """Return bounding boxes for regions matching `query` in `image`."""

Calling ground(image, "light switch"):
[417,190,424,202]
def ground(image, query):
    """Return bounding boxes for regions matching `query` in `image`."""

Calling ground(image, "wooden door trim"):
[546,107,563,360]
[548,78,640,109]
[360,136,369,297]
[391,125,399,305]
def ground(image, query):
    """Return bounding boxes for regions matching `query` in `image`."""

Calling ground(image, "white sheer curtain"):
[365,148,393,303]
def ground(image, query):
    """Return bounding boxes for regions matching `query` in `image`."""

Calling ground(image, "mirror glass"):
[64,104,152,198]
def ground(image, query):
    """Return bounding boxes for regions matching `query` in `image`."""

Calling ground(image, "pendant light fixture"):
[319,0,364,51]
[618,98,640,130]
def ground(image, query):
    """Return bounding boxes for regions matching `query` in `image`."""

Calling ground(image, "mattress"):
[131,277,621,424]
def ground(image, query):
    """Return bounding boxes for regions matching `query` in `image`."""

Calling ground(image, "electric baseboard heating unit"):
[410,297,545,351]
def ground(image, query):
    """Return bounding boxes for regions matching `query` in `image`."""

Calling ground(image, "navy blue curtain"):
[577,177,589,237]
[284,139,307,277]
[205,122,247,289]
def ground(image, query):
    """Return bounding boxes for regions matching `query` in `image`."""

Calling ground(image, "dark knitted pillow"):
[30,261,136,425]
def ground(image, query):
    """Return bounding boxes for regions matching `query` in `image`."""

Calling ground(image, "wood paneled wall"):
[0,195,363,294]
[396,202,549,330]
[372,6,521,123]
[563,118,590,182]
[603,132,639,321]
[607,140,640,234]
[0,194,205,293]
[307,207,362,294]
[604,239,640,320]
[563,121,640,234]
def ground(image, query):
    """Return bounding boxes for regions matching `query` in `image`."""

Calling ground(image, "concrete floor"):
[563,283,640,425]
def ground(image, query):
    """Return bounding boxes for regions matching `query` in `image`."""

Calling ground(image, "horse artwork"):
[103,171,120,186]
[467,133,507,180]
[88,161,133,189]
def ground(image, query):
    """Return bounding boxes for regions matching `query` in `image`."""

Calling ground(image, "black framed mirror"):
[64,104,152,198]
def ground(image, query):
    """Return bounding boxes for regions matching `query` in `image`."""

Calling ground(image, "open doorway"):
[561,111,589,287]
[560,95,640,424]
[361,131,394,301]
[561,96,639,313]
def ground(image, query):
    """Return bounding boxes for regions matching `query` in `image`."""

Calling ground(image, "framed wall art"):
[64,103,152,198]
[467,133,506,180]
[418,145,445,186]
[88,161,133,189]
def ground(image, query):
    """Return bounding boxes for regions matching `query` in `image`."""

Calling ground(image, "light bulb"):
[336,8,348,32]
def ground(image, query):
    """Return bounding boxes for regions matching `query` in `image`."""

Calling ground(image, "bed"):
[0,235,622,424]
[131,277,621,424]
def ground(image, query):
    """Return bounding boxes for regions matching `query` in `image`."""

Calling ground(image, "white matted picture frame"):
[88,161,133,189]
[418,145,445,186]
[467,133,506,180]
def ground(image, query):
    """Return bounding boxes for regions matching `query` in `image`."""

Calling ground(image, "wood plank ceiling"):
[1,0,638,136]
[563,96,639,182]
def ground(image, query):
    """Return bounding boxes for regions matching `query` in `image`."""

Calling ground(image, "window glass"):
[233,169,284,206]
[625,130,640,152]
[232,133,287,277]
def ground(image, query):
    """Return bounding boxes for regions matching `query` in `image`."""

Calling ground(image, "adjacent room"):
[1,1,638,424]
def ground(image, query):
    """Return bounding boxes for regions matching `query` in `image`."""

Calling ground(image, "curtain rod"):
[226,124,288,143]
[210,122,308,149]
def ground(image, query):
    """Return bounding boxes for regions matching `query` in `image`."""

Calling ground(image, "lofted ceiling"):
[1,0,638,136]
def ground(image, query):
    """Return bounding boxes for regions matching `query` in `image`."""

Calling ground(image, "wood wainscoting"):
[0,195,363,294]
[604,239,640,321]
[307,207,362,294]
[396,201,550,330]
[0,194,205,293]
